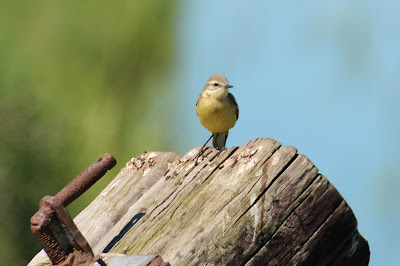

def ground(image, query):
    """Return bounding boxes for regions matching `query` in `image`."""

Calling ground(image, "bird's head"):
[203,73,233,98]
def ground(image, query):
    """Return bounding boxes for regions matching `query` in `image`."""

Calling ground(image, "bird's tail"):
[212,131,229,150]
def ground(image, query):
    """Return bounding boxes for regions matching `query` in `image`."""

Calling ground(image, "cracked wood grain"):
[29,138,369,266]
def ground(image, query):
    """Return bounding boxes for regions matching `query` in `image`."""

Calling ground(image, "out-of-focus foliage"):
[0,1,179,264]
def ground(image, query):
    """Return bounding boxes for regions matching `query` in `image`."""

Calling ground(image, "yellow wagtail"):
[196,73,239,160]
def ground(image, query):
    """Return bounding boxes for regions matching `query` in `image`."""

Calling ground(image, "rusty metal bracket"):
[31,153,116,265]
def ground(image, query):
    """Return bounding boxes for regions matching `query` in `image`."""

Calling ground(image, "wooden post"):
[29,138,369,265]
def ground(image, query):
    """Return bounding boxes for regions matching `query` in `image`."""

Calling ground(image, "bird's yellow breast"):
[196,95,237,133]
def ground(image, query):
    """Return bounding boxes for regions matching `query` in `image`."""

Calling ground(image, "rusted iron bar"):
[31,153,116,265]
[55,153,116,207]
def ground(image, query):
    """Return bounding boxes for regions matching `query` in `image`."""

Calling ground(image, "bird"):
[195,73,239,161]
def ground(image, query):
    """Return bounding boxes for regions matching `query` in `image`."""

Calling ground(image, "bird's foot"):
[195,148,204,165]
[216,147,227,156]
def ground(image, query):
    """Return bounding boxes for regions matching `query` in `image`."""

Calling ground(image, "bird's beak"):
[225,84,233,89]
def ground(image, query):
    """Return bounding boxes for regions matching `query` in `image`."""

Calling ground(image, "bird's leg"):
[195,134,213,165]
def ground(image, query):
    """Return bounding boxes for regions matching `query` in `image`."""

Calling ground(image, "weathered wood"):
[29,138,369,265]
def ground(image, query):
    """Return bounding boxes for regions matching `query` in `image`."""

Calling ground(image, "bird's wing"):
[228,93,239,120]
[195,95,200,116]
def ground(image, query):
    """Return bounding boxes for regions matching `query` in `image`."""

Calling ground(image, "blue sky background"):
[171,1,400,265]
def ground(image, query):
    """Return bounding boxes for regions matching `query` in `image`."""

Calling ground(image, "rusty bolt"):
[31,153,116,265]
[55,153,116,207]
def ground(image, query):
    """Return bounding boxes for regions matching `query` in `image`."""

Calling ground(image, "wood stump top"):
[29,138,370,265]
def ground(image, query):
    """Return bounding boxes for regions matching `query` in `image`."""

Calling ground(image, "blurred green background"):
[0,1,179,264]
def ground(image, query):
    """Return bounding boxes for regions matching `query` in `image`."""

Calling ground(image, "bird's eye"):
[213,82,218,87]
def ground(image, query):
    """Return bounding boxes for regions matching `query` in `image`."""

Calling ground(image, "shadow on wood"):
[29,138,370,265]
